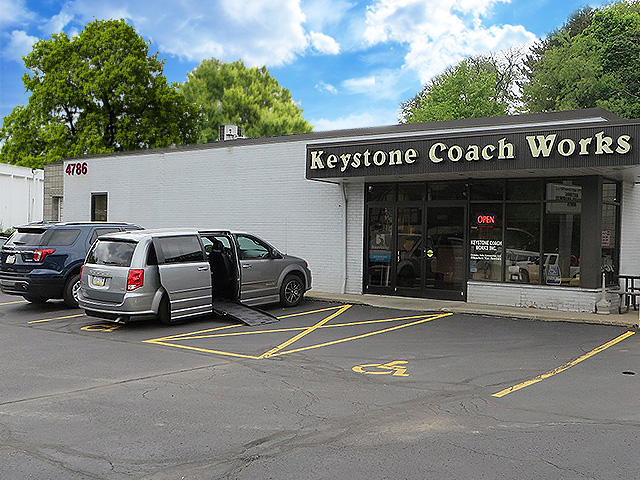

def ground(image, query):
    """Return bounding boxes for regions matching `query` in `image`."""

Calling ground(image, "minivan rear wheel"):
[158,295,173,325]
[63,274,81,308]
[280,274,304,307]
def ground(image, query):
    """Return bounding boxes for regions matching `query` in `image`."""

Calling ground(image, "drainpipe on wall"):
[341,182,348,294]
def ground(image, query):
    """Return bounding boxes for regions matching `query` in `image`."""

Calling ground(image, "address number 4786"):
[66,162,88,175]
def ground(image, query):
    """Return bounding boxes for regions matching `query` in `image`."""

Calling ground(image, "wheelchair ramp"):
[212,301,279,326]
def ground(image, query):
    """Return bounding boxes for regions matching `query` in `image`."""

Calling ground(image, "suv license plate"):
[5,255,15,264]
[91,276,106,287]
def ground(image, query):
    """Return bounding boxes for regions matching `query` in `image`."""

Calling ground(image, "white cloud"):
[1,30,37,62]
[0,0,35,28]
[311,109,398,131]
[342,75,376,93]
[316,81,338,94]
[42,12,75,36]
[341,69,413,100]
[41,0,329,67]
[309,31,340,54]
[363,0,536,83]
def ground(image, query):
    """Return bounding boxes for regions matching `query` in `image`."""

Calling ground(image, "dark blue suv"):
[0,222,142,307]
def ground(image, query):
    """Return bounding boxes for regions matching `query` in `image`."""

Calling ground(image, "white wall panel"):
[63,141,346,292]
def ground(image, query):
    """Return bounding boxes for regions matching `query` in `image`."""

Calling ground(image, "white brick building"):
[56,110,640,312]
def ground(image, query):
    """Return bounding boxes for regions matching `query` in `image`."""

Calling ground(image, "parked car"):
[0,222,143,307]
[78,229,312,324]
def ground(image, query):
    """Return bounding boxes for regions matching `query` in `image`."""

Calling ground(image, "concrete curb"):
[305,291,639,328]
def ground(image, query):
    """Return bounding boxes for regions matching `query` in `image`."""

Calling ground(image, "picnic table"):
[616,274,640,314]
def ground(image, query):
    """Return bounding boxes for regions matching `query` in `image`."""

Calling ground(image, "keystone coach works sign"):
[306,124,638,179]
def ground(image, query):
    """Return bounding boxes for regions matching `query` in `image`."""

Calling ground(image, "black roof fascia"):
[58,108,629,163]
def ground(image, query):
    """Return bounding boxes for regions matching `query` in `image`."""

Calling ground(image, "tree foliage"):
[400,52,523,123]
[178,59,313,142]
[0,19,201,168]
[522,1,640,118]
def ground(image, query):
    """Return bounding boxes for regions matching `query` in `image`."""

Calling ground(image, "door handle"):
[197,266,209,271]
[242,264,252,269]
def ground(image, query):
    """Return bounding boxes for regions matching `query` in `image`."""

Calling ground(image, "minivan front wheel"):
[280,274,304,307]
[63,274,81,308]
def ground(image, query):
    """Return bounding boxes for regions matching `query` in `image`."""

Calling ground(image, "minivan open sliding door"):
[153,235,212,319]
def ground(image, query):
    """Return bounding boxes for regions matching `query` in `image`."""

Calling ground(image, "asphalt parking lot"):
[1,291,639,479]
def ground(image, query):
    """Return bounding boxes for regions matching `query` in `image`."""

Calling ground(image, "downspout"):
[341,182,348,294]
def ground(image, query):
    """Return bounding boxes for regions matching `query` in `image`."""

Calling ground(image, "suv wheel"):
[280,274,304,307]
[23,295,48,304]
[63,274,81,308]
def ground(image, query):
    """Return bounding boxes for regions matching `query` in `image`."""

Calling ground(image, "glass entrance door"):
[396,206,423,292]
[425,206,466,300]
[365,203,467,300]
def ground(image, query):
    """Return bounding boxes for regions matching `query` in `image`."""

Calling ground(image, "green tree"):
[400,52,522,123]
[0,19,201,168]
[178,59,313,142]
[522,2,640,118]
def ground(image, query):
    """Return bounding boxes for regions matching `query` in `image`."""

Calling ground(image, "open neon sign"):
[476,214,496,225]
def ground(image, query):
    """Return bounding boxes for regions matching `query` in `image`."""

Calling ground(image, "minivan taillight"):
[33,248,55,262]
[127,269,144,291]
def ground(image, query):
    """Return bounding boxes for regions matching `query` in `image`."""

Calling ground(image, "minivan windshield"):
[87,240,137,267]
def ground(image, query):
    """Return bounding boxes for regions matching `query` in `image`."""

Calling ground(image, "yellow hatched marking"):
[28,313,86,324]
[151,324,239,342]
[259,304,352,358]
[167,313,443,341]
[492,330,636,398]
[144,340,262,359]
[273,313,452,357]
[276,305,346,319]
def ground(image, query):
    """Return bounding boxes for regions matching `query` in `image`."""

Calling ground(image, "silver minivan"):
[78,229,312,324]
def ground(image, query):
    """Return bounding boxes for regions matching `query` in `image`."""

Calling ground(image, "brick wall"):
[467,281,615,313]
[43,162,63,221]
[62,141,346,293]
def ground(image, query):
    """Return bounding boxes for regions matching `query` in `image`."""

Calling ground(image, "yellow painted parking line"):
[272,312,452,357]
[173,313,448,341]
[276,305,345,319]
[0,300,28,306]
[151,324,239,342]
[259,304,352,358]
[142,307,452,360]
[492,330,636,398]
[28,313,86,324]
[145,340,262,359]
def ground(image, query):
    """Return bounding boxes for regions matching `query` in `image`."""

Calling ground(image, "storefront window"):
[469,204,503,282]
[428,182,466,200]
[544,181,581,286]
[505,204,540,284]
[469,181,504,201]
[367,184,395,202]
[507,179,542,201]
[367,206,394,287]
[398,183,425,202]
[602,181,620,284]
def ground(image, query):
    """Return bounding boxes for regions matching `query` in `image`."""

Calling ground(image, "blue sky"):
[0,0,611,132]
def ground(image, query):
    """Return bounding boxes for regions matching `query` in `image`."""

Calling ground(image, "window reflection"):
[469,205,503,282]
[367,207,393,287]
[505,204,541,284]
